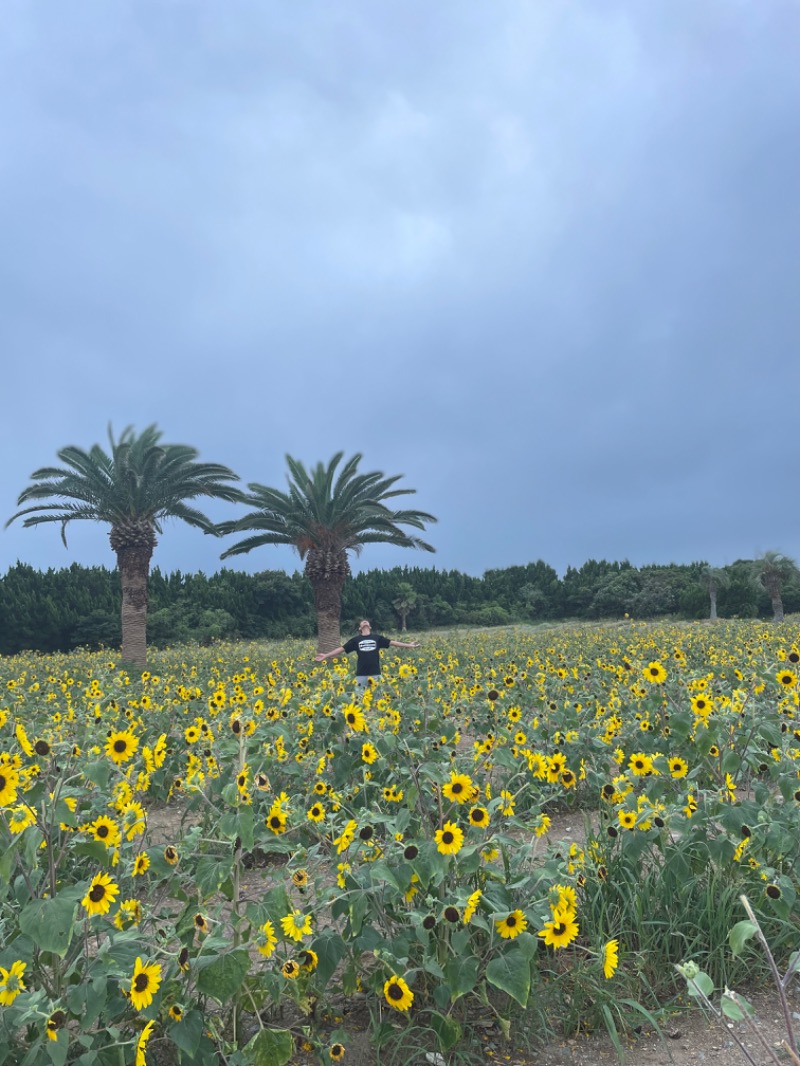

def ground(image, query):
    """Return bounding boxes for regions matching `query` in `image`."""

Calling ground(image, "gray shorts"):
[356,675,379,690]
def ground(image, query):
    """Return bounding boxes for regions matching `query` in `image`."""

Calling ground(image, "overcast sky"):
[2,1,799,581]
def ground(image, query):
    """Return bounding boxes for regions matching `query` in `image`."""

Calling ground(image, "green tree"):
[219,452,436,651]
[699,565,730,621]
[753,551,799,622]
[392,581,418,631]
[6,425,241,667]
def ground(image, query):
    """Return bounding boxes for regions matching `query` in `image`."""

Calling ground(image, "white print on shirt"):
[358,639,378,652]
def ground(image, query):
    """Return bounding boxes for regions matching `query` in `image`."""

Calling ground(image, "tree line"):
[1,555,798,657]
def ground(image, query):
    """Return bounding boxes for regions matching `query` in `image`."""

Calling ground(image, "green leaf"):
[721,993,753,1021]
[429,1011,462,1051]
[686,972,714,999]
[486,949,531,1008]
[170,1010,205,1057]
[83,760,110,789]
[46,1032,69,1066]
[196,950,251,1002]
[241,1028,294,1066]
[444,955,479,1001]
[19,898,75,956]
[312,931,347,987]
[729,920,758,957]
[238,807,255,852]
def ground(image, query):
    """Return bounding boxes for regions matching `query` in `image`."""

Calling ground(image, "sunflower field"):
[1,619,800,1065]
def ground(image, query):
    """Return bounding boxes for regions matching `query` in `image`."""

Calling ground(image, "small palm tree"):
[392,581,418,632]
[219,453,436,651]
[753,551,798,622]
[7,425,242,667]
[700,565,730,621]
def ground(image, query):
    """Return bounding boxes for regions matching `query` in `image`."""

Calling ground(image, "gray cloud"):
[2,0,799,582]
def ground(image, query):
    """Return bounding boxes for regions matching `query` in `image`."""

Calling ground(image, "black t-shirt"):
[343,633,391,675]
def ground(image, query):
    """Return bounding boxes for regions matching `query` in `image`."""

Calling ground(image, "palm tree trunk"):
[709,588,718,621]
[771,594,785,623]
[117,546,153,668]
[311,572,346,653]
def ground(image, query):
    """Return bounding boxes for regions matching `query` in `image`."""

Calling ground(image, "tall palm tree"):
[392,581,418,632]
[219,452,436,651]
[755,550,797,622]
[753,551,798,623]
[699,565,730,621]
[6,425,242,667]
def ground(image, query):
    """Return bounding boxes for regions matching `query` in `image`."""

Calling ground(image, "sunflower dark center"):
[134,974,149,992]
[89,884,106,902]
[114,740,127,753]
[442,831,454,844]
[388,983,403,1001]
[506,915,517,928]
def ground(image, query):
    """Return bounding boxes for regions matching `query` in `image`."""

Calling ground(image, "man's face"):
[358,621,371,634]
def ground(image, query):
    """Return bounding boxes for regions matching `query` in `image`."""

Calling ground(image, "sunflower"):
[88,815,122,849]
[282,960,300,979]
[435,821,464,856]
[538,907,579,949]
[193,913,211,935]
[668,756,688,779]
[82,872,120,917]
[133,852,150,876]
[105,730,139,765]
[164,846,180,865]
[442,773,475,804]
[468,806,489,828]
[602,939,619,979]
[495,910,527,940]
[281,910,313,942]
[778,670,798,688]
[329,1044,346,1061]
[299,949,318,972]
[333,820,357,853]
[0,961,26,1006]
[15,724,34,757]
[643,662,667,684]
[257,920,278,958]
[7,804,36,834]
[690,694,713,716]
[169,1005,184,1022]
[266,807,289,834]
[291,869,309,888]
[306,804,325,823]
[130,957,162,1011]
[0,766,20,807]
[628,753,654,777]
[361,742,379,764]
[115,899,143,930]
[383,974,414,1012]
[618,810,636,830]
[46,1010,66,1042]
[313,781,327,795]
[136,1020,155,1066]
[342,705,367,732]
[464,889,482,924]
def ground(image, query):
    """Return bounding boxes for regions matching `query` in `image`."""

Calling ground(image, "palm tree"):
[219,453,436,651]
[392,581,418,632]
[752,551,798,622]
[699,565,730,621]
[6,425,242,667]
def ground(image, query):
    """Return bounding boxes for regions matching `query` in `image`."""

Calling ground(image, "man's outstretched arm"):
[314,646,346,662]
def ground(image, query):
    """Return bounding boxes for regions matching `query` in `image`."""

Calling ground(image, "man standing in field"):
[314,619,420,690]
